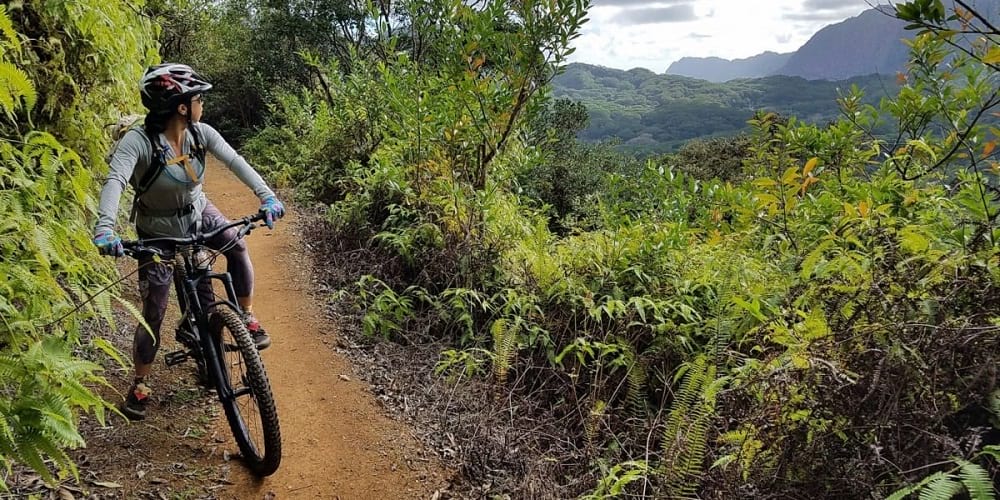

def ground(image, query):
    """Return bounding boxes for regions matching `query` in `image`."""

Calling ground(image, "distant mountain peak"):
[774,6,909,80]
[665,4,910,82]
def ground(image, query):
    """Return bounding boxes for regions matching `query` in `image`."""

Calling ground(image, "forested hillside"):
[3,0,1000,498]
[552,63,896,153]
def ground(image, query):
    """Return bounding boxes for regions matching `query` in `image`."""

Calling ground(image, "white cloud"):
[569,0,881,71]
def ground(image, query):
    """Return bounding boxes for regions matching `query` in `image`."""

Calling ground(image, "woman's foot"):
[244,313,271,350]
[121,382,152,421]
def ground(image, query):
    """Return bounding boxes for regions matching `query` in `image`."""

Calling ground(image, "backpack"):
[105,114,207,221]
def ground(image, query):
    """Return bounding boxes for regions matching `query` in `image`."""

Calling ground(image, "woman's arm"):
[197,123,276,201]
[95,130,145,235]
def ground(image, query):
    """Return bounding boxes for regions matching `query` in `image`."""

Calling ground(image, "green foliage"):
[0,0,156,483]
[147,0,370,139]
[668,134,753,182]
[518,98,644,230]
[490,318,518,386]
[888,452,998,500]
[244,0,1000,497]
[582,460,651,499]
[356,277,427,340]
[434,348,491,381]
[660,357,718,497]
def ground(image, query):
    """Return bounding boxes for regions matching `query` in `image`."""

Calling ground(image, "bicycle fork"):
[165,268,246,403]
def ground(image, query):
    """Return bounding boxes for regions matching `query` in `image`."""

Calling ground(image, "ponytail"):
[143,110,170,136]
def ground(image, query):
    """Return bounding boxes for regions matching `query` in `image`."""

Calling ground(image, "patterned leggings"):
[134,201,254,364]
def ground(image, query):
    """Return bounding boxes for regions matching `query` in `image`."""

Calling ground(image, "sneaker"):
[244,313,271,350]
[121,382,152,421]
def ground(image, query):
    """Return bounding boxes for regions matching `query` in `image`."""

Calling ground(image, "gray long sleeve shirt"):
[95,122,275,238]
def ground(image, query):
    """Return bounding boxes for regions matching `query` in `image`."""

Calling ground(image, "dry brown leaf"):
[90,481,122,489]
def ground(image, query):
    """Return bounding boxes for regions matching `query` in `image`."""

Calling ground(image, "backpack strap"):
[189,122,207,165]
[128,126,168,223]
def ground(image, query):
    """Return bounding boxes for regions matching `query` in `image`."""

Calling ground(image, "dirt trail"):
[205,161,447,499]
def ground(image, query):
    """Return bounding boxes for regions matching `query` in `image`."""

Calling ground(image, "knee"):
[221,228,248,254]
[140,280,170,326]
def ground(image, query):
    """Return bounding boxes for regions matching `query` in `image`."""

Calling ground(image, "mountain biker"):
[92,63,285,420]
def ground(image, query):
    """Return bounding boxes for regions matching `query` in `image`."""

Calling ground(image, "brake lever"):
[122,244,167,259]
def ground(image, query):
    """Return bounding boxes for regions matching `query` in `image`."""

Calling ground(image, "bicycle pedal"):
[164,350,191,367]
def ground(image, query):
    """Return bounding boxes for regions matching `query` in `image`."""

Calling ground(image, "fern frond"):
[621,342,647,418]
[585,399,607,451]
[957,460,995,500]
[90,337,128,369]
[32,432,78,481]
[918,474,963,500]
[0,5,19,52]
[491,318,519,386]
[660,356,717,497]
[0,62,36,116]
[113,295,149,336]
[13,430,54,483]
[887,472,950,500]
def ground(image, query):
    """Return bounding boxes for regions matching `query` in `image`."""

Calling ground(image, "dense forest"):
[2,0,1000,498]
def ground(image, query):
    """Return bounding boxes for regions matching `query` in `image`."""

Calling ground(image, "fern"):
[919,475,965,500]
[0,0,155,483]
[660,355,716,498]
[491,318,519,386]
[585,399,607,452]
[583,460,651,499]
[114,294,151,337]
[957,460,994,500]
[712,425,770,481]
[888,456,998,500]
[621,342,648,418]
[0,61,35,117]
[0,6,19,53]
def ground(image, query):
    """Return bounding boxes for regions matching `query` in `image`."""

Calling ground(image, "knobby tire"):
[211,305,282,476]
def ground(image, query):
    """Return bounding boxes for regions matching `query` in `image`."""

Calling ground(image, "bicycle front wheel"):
[210,305,282,476]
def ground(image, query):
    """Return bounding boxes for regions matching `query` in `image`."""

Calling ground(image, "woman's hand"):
[93,229,124,257]
[259,196,285,229]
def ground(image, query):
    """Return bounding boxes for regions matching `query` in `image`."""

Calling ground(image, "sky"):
[569,0,886,71]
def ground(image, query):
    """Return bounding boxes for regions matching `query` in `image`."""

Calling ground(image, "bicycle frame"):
[173,246,246,403]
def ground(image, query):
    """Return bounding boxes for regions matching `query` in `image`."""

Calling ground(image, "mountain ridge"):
[665,5,906,81]
[667,51,792,82]
[552,62,895,153]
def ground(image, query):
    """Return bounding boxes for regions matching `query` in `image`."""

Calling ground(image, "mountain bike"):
[122,212,281,476]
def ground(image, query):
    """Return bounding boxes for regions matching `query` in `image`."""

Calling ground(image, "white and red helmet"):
[139,63,213,112]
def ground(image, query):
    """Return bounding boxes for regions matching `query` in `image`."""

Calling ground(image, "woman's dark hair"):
[143,95,205,157]
[143,109,172,135]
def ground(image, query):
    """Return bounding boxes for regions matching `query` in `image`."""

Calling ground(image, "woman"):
[93,63,285,420]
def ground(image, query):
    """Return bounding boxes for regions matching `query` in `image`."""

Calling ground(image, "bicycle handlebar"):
[122,212,266,258]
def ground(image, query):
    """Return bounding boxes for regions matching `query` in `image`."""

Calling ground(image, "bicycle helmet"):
[139,63,213,112]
